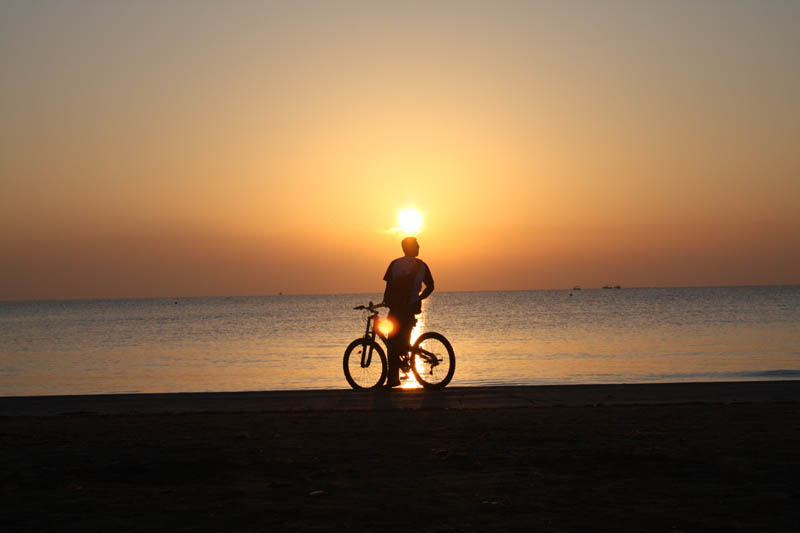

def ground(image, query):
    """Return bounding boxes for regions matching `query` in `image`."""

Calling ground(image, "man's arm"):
[419,281,434,301]
[419,264,434,300]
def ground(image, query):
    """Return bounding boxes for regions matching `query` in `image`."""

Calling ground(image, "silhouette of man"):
[380,237,434,388]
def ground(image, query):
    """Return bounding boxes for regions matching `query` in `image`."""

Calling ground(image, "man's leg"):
[397,314,416,373]
[385,311,403,387]
[386,311,416,387]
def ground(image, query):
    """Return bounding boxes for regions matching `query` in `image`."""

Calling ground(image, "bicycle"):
[342,301,455,390]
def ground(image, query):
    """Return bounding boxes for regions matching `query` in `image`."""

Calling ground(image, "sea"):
[1,286,798,397]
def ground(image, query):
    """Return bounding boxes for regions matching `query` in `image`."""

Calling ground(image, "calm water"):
[1,286,798,396]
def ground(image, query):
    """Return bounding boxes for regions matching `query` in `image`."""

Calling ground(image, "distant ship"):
[602,285,622,289]
[572,286,582,291]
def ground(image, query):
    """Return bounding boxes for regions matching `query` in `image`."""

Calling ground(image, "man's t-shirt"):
[383,256,433,312]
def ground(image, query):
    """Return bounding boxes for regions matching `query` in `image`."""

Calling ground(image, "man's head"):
[401,237,420,257]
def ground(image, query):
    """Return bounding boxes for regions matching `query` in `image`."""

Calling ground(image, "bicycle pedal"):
[400,374,408,380]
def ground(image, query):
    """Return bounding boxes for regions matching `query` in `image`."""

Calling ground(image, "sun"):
[397,208,423,235]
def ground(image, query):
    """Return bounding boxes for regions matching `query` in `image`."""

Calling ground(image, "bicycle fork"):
[361,340,375,368]
[361,315,377,368]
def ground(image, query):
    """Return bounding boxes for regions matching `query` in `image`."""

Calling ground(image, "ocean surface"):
[1,286,799,396]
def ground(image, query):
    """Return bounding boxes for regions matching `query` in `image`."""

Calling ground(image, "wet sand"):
[2,381,799,531]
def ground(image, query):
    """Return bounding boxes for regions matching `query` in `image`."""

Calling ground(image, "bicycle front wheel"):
[343,338,387,390]
[411,332,455,389]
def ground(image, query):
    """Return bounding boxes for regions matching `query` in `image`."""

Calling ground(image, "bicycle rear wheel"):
[343,338,387,390]
[411,332,455,389]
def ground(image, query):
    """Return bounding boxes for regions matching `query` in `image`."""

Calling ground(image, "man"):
[380,236,434,388]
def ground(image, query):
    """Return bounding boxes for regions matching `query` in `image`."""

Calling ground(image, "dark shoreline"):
[3,381,799,531]
[2,380,799,416]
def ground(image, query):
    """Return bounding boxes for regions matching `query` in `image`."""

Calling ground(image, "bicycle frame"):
[360,311,438,369]
[354,302,442,373]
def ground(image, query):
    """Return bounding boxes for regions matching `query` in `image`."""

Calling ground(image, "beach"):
[2,381,799,531]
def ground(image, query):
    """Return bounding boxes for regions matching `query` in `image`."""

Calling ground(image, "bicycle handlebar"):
[352,301,387,312]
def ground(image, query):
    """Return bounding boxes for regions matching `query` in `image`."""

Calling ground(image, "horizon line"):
[2,283,799,304]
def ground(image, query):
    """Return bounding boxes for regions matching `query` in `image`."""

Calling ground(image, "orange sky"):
[1,1,799,300]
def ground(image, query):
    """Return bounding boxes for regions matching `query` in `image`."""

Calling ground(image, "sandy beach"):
[2,381,799,531]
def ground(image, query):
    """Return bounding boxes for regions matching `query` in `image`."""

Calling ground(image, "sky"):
[1,0,799,300]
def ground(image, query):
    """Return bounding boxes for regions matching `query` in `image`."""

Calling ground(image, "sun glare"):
[377,318,394,337]
[397,208,423,236]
